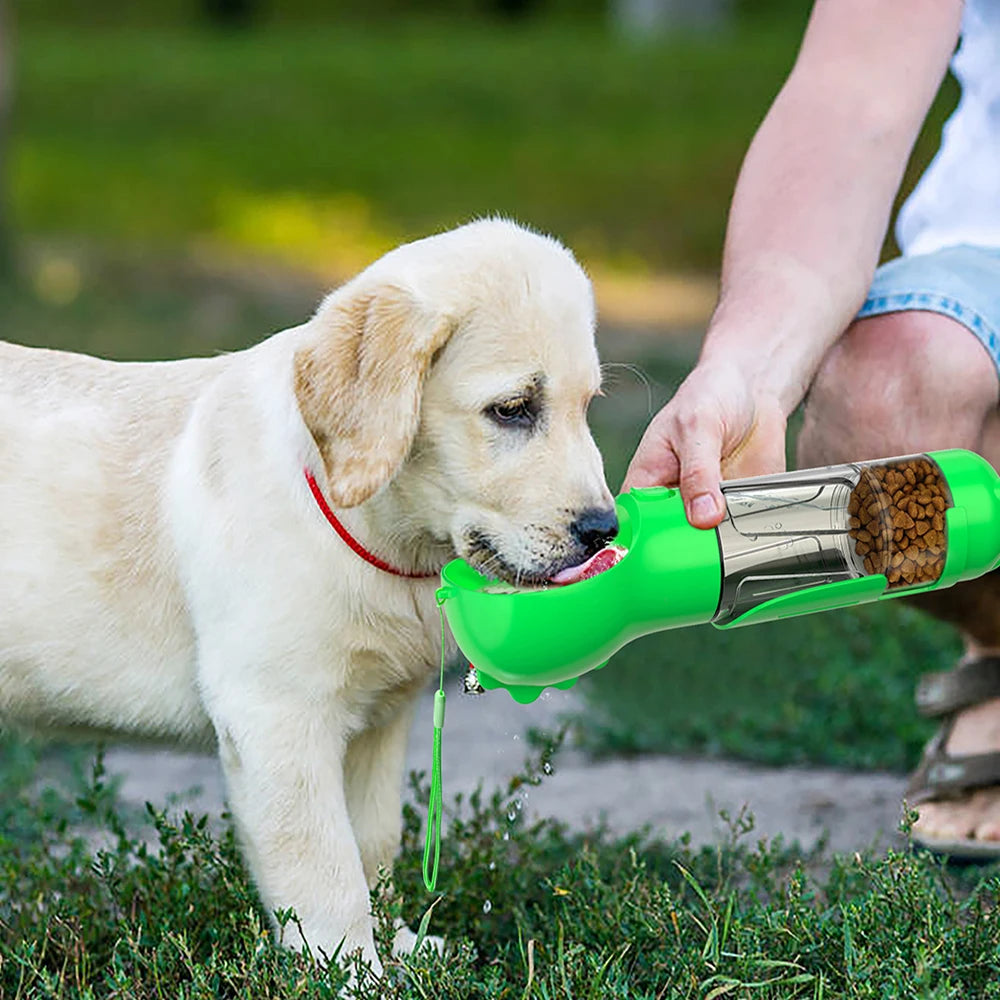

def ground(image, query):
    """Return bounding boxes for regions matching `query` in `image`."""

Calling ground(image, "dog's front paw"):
[392,920,444,958]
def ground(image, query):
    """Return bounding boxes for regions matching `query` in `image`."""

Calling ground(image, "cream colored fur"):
[0,219,613,975]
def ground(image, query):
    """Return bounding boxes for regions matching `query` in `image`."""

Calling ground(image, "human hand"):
[621,360,788,529]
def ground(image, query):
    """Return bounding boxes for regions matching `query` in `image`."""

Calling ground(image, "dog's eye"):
[487,397,534,427]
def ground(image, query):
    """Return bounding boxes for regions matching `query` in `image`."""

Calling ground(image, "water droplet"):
[543,762,553,775]
[482,899,492,914]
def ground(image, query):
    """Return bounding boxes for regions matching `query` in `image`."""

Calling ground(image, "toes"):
[971,789,1000,842]
[972,818,1000,841]
[913,788,1000,843]
[913,800,976,841]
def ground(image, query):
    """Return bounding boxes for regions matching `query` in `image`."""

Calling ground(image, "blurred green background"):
[0,0,963,771]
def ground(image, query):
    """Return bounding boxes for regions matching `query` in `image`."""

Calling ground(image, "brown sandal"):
[906,656,1000,859]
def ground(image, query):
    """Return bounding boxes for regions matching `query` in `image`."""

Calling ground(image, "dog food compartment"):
[712,455,952,626]
[847,456,952,588]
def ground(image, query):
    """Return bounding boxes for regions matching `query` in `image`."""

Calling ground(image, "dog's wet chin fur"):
[0,217,612,978]
[461,527,595,586]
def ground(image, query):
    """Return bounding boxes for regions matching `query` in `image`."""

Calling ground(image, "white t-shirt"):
[895,0,1000,255]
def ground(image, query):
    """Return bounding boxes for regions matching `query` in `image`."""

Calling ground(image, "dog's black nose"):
[571,507,619,558]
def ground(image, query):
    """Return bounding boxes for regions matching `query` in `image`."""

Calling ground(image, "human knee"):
[799,312,998,465]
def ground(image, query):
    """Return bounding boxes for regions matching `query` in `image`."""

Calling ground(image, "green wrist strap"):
[422,604,447,891]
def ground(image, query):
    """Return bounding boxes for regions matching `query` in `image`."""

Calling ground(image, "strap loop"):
[423,607,448,891]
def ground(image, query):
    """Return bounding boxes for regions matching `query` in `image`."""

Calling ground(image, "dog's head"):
[293,218,616,585]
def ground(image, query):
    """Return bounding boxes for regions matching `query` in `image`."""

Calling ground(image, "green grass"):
[10,16,956,276]
[3,735,1000,999]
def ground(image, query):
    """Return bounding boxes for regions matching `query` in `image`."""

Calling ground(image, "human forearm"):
[625,0,962,519]
[701,0,962,415]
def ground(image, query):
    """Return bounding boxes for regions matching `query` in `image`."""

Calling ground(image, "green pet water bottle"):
[436,449,1000,703]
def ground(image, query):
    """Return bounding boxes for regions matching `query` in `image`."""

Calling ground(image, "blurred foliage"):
[6,12,954,276]
[7,20,798,276]
[0,241,319,357]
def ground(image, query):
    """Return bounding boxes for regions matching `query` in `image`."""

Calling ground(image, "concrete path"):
[104,681,909,857]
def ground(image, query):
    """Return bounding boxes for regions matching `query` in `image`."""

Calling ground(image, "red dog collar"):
[304,469,437,580]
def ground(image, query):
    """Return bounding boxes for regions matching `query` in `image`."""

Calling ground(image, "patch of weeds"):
[2,735,999,998]
[0,741,352,998]
[387,762,1000,999]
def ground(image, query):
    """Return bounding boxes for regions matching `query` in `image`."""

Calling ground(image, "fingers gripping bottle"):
[436,449,1000,703]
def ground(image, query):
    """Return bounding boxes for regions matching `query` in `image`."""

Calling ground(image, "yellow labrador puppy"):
[0,219,616,973]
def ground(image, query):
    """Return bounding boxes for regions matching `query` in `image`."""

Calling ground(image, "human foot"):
[911,695,1000,843]
[909,654,1000,855]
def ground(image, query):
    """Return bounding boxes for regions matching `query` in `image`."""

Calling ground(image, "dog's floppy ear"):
[293,281,455,508]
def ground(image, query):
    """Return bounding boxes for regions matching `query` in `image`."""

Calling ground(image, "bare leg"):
[798,309,1000,843]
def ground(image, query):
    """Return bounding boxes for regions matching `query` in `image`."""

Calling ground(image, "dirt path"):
[104,682,908,857]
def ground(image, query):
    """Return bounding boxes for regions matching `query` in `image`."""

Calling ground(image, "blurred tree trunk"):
[0,0,12,281]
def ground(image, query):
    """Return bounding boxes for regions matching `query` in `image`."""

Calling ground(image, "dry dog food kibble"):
[847,456,952,589]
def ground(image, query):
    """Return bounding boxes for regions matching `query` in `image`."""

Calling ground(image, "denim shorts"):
[858,244,1000,376]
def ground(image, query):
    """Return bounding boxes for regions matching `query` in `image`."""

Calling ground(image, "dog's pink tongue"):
[549,545,626,586]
